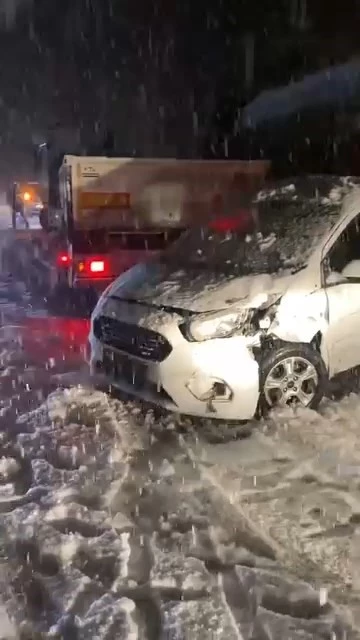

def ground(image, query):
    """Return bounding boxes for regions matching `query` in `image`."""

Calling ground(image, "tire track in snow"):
[0,377,356,639]
[182,394,360,632]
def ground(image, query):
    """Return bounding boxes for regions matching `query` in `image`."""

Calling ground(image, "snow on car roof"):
[254,175,360,270]
[255,175,360,204]
[163,176,360,277]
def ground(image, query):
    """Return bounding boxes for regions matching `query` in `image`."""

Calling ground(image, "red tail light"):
[77,256,110,278]
[57,252,72,267]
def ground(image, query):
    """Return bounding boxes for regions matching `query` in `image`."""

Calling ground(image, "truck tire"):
[80,286,99,315]
[259,342,328,414]
[46,284,76,316]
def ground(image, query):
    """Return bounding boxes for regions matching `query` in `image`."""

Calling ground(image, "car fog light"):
[186,374,232,402]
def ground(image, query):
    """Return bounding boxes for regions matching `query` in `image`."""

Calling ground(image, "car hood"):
[107,261,295,313]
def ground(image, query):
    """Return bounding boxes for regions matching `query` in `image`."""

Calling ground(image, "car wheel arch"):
[267,320,330,370]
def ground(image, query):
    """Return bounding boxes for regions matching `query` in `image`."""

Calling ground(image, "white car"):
[89,176,360,421]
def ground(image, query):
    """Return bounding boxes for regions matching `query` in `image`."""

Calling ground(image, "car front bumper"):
[88,312,260,421]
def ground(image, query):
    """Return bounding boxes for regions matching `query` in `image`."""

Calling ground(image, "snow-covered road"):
[0,232,358,637]
[0,382,356,639]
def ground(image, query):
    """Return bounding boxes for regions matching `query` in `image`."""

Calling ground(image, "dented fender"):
[267,290,329,346]
[269,315,324,343]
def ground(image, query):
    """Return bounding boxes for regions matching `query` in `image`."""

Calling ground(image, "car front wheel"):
[259,343,327,413]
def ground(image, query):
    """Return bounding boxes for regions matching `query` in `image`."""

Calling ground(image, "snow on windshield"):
[164,176,359,276]
[163,226,283,276]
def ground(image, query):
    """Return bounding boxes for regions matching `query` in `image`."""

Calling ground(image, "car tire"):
[259,342,328,415]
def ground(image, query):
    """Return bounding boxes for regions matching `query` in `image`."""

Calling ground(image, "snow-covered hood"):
[106,261,295,313]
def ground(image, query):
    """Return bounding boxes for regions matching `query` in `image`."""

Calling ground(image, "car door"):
[322,213,360,376]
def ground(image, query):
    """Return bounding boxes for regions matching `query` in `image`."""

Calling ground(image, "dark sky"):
[1,0,360,181]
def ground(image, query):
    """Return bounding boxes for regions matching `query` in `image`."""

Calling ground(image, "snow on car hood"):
[107,261,293,313]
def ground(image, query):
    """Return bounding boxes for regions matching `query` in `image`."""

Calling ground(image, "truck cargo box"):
[60,156,270,230]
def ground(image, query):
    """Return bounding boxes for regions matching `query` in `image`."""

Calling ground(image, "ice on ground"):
[150,538,212,595]
[44,385,145,457]
[0,602,17,639]
[48,594,139,640]
[0,457,20,480]
[189,392,360,602]
[0,300,357,639]
[161,594,241,640]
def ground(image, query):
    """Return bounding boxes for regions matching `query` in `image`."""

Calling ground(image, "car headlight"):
[181,294,282,343]
[182,309,252,342]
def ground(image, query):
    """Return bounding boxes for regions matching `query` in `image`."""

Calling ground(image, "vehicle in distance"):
[10,181,44,228]
[89,175,360,421]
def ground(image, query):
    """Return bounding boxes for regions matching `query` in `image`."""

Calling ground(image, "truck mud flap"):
[47,283,97,318]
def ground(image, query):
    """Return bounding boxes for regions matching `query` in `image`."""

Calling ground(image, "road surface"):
[0,227,358,638]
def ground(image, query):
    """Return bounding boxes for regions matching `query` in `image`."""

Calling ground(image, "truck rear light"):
[77,257,110,277]
[89,260,105,273]
[57,252,72,267]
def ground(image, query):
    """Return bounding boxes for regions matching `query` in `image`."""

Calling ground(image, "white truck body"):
[59,155,270,230]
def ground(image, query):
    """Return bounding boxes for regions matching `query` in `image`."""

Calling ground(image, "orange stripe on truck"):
[78,191,130,209]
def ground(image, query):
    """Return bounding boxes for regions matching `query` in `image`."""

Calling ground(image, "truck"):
[5,141,269,315]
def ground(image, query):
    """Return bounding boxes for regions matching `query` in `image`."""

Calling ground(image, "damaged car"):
[89,176,360,421]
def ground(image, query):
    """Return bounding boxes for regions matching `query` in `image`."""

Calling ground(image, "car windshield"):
[161,198,340,277]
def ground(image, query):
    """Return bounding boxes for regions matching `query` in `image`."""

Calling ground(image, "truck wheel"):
[46,284,75,316]
[79,287,98,315]
[47,285,97,317]
[259,343,328,414]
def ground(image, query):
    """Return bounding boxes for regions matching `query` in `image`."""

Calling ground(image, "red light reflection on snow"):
[19,316,90,366]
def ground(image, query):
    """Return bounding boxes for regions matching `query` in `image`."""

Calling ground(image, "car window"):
[326,214,360,275]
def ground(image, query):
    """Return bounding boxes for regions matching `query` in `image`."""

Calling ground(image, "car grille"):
[93,315,172,362]
[102,348,148,387]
